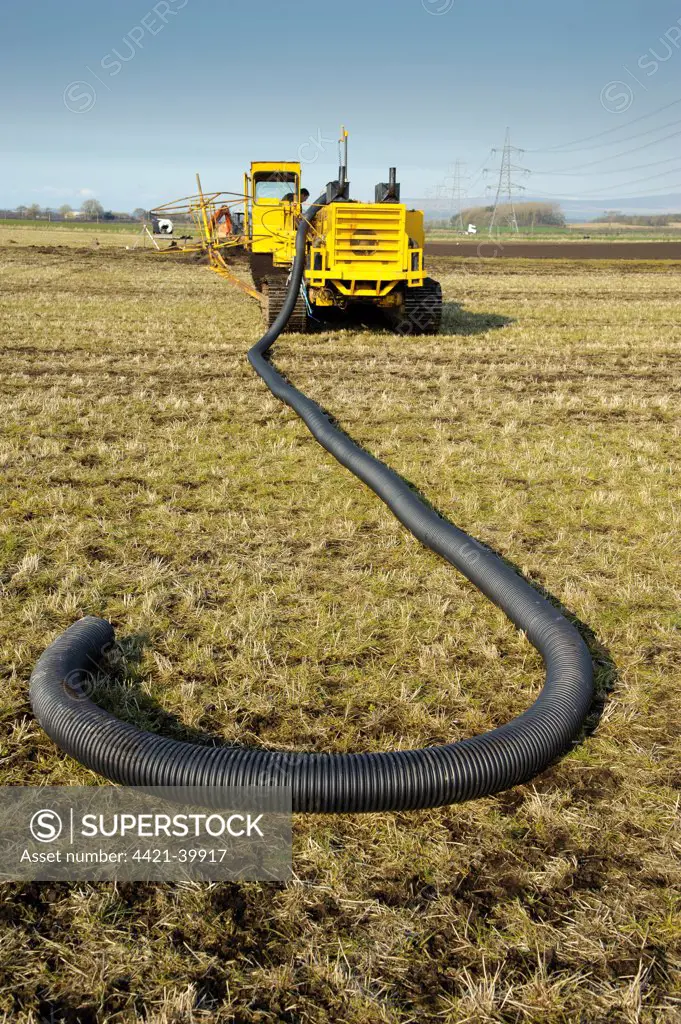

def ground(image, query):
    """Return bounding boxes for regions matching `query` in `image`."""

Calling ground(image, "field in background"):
[0,220,201,250]
[0,221,147,249]
[5,218,681,249]
[0,219,140,231]
[425,223,681,242]
[7,216,681,248]
[1,239,680,1022]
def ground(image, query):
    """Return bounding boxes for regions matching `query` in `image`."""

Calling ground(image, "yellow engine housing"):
[306,202,425,299]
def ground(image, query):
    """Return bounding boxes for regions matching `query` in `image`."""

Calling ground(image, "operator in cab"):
[282,188,309,204]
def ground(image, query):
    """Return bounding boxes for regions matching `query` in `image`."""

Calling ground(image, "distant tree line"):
[457,201,566,229]
[591,210,681,226]
[1,200,200,225]
[0,200,152,222]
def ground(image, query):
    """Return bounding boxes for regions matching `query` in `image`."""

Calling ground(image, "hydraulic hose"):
[29,189,594,813]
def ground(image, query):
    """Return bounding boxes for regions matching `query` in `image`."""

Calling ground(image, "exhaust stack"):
[376,167,401,203]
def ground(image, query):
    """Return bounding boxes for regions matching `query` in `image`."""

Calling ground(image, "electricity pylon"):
[444,161,469,231]
[485,128,530,235]
[431,161,470,226]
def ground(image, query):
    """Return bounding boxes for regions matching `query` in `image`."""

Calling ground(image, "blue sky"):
[2,0,681,211]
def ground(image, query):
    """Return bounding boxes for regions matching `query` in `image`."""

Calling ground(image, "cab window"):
[254,172,298,203]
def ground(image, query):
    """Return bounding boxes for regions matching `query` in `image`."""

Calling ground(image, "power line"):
[556,166,681,196]
[529,182,681,200]
[537,154,681,177]
[465,149,494,197]
[525,96,681,153]
[532,121,681,171]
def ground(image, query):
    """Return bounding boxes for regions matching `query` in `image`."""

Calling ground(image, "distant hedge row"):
[592,211,681,226]
[458,201,566,228]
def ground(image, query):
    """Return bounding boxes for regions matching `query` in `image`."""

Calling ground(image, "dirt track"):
[425,240,681,260]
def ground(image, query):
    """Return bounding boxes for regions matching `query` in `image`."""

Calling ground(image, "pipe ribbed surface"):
[29,189,594,813]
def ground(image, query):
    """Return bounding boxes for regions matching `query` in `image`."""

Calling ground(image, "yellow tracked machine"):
[152,129,442,335]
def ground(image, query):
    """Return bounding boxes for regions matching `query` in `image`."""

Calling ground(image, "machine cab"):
[246,161,302,261]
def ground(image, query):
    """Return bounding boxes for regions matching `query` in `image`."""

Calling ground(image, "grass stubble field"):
[5,217,681,245]
[0,234,679,1023]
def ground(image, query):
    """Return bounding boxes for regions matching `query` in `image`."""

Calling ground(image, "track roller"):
[393,277,443,335]
[265,276,308,333]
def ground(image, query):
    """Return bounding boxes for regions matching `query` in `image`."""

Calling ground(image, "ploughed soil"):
[425,239,681,260]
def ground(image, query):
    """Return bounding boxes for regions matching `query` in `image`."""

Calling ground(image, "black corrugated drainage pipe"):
[29,187,594,813]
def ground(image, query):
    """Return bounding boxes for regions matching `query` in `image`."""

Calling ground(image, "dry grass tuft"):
[0,241,680,1021]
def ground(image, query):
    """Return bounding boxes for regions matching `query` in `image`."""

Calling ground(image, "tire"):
[265,276,308,333]
[393,277,443,335]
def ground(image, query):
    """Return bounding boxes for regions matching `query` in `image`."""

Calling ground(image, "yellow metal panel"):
[250,161,301,176]
[304,203,425,294]
[405,209,425,248]
[249,161,302,261]
[243,172,251,239]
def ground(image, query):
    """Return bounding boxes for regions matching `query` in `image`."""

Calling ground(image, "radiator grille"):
[332,205,404,263]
